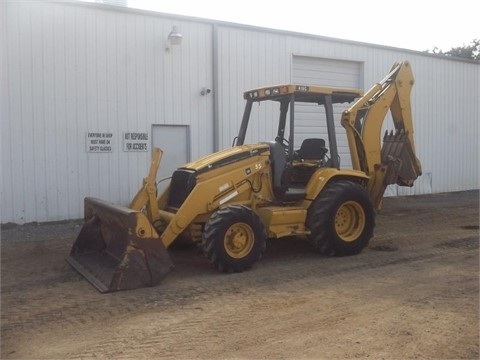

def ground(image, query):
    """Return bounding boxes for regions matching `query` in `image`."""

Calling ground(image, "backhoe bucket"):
[66,197,173,293]
[381,129,422,186]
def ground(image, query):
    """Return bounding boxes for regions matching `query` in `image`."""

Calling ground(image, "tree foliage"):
[426,39,480,60]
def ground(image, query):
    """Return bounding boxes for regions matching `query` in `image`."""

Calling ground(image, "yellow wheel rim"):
[224,222,255,259]
[335,201,366,242]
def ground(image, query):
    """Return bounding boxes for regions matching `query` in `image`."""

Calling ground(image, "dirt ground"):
[1,190,479,359]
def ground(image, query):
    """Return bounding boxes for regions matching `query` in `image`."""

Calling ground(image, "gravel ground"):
[1,190,478,359]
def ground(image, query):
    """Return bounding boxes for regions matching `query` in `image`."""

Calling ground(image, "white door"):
[292,56,363,168]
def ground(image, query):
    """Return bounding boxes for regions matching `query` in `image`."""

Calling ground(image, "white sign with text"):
[123,132,149,152]
[86,132,113,152]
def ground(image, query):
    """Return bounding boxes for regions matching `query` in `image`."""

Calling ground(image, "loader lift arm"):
[341,61,422,209]
[129,148,162,220]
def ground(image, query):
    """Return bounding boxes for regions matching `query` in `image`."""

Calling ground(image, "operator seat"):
[289,138,329,186]
[295,138,328,161]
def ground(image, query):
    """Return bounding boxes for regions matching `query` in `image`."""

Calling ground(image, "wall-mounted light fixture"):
[166,26,183,52]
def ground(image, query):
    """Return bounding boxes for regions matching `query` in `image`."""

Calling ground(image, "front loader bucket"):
[381,129,422,186]
[66,197,174,293]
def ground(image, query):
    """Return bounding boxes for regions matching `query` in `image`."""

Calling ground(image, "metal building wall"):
[2,1,478,224]
[2,1,214,223]
[215,25,479,196]
[214,26,291,148]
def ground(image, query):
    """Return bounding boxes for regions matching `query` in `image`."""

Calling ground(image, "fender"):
[303,168,370,202]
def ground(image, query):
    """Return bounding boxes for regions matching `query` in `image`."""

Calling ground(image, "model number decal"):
[245,163,263,175]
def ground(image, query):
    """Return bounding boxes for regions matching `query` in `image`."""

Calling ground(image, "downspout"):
[212,23,219,151]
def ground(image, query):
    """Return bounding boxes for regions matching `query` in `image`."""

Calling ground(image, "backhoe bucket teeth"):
[381,130,422,186]
[66,197,173,293]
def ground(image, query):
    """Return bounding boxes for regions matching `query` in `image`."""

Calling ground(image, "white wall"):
[2,0,478,224]
[2,1,214,223]
[215,25,479,196]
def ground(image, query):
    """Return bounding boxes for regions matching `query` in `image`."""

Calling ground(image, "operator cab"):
[236,84,362,201]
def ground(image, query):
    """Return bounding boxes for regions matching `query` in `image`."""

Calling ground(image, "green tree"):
[426,39,480,60]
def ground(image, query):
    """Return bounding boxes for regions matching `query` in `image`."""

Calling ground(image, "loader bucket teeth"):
[381,129,422,186]
[66,197,174,293]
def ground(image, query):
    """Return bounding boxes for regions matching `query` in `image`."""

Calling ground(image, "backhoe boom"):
[341,61,422,208]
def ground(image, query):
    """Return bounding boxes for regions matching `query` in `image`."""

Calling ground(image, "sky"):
[123,0,478,53]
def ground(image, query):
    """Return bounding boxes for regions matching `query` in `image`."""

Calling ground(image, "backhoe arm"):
[341,61,422,209]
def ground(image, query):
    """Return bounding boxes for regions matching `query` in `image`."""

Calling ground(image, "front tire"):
[306,180,375,256]
[202,205,266,273]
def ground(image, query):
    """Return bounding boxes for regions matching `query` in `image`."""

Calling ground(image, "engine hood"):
[180,144,270,173]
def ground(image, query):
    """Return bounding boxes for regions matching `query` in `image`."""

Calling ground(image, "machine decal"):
[219,191,239,205]
[219,183,230,192]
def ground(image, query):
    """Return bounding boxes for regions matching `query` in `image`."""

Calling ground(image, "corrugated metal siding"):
[2,1,478,224]
[216,26,479,197]
[215,26,290,149]
[2,1,214,223]
[410,55,479,194]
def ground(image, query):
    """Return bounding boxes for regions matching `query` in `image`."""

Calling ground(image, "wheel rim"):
[224,222,255,259]
[335,201,366,242]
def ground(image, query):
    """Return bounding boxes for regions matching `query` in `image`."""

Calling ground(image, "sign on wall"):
[86,132,113,152]
[123,132,149,152]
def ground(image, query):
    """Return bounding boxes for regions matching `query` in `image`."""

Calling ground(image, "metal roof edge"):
[59,1,480,65]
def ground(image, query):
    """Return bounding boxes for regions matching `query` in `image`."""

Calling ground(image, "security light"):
[166,26,183,51]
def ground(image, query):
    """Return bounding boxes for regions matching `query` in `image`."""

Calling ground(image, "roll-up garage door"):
[292,56,362,168]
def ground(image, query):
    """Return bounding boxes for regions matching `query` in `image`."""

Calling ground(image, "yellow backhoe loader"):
[67,61,422,292]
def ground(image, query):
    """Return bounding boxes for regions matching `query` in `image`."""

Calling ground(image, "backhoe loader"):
[67,61,422,292]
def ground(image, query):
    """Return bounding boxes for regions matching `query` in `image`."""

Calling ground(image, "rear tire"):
[306,180,375,256]
[202,205,266,273]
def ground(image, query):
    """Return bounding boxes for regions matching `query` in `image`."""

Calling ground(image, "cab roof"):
[243,84,363,104]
